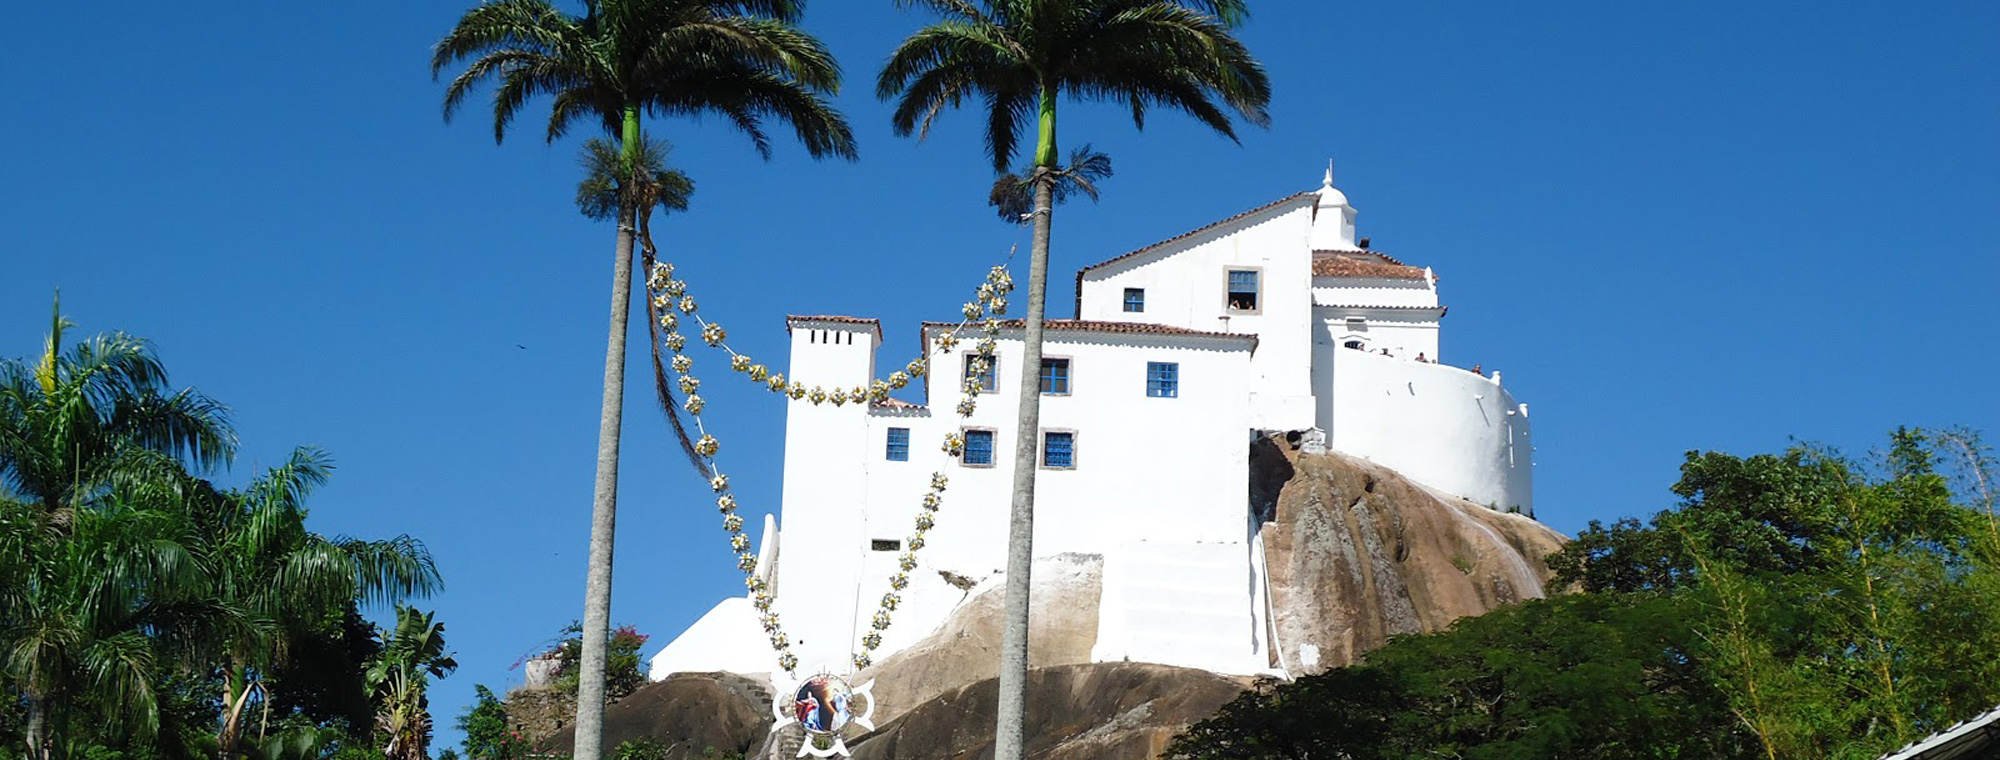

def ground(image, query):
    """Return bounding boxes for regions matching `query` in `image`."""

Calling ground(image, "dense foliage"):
[1169,428,2000,760]
[548,623,650,702]
[0,310,452,760]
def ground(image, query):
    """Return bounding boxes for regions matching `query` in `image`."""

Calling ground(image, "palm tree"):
[1,302,241,760]
[187,447,441,760]
[0,463,258,760]
[878,3,1268,756]
[364,607,458,760]
[431,4,855,758]
[0,294,236,529]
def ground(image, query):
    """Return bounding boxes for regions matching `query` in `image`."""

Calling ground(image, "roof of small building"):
[1876,704,2000,760]
[920,319,1257,344]
[785,314,884,337]
[1311,250,1429,280]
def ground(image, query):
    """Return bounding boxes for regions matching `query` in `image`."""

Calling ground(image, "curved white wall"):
[1320,349,1532,515]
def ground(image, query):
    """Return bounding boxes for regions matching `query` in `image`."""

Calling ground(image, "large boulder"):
[539,672,774,759]
[856,553,1104,727]
[846,662,1250,760]
[1256,436,1567,671]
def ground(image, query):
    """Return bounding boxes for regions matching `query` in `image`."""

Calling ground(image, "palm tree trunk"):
[993,86,1059,760]
[572,105,642,760]
[25,696,51,760]
[217,667,252,760]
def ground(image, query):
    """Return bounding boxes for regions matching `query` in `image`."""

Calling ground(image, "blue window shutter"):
[1146,362,1179,398]
[886,427,910,461]
[1043,431,1074,468]
[1039,358,1070,394]
[964,430,995,465]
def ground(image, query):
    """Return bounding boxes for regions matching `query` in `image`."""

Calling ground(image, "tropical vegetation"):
[1166,428,2000,760]
[876,2,1270,754]
[430,2,855,756]
[1,307,452,760]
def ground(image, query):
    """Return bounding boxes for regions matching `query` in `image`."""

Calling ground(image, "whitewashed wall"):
[772,320,881,671]
[1076,198,1319,431]
[1314,307,1442,362]
[1319,348,1534,515]
[737,320,1265,675]
[1311,275,1439,309]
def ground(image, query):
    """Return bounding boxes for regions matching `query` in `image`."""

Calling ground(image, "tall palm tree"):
[878,3,1268,756]
[364,607,458,760]
[186,447,441,760]
[431,4,855,759]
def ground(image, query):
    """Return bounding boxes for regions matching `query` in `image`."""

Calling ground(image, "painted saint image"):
[791,675,855,736]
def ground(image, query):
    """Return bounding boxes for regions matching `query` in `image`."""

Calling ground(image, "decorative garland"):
[643,258,1015,675]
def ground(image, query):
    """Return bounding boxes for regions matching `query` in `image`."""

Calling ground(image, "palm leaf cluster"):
[1,308,447,760]
[879,0,1269,170]
[434,0,856,160]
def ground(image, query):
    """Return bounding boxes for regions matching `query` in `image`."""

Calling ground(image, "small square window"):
[1040,358,1071,395]
[1226,269,1260,312]
[962,429,996,466]
[871,539,901,552]
[963,353,997,393]
[1122,288,1145,313]
[885,427,910,461]
[1146,362,1179,398]
[1042,431,1076,469]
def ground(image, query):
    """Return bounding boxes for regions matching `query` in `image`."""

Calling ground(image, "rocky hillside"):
[1255,437,1566,671]
[531,439,1567,759]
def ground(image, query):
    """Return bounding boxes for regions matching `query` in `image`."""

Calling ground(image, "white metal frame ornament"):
[770,671,876,757]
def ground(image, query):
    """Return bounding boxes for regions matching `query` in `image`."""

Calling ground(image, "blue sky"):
[4,0,1996,750]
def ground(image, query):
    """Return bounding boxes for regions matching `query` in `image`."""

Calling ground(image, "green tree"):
[1555,431,2000,760]
[453,685,512,760]
[181,448,440,759]
[1,305,239,760]
[1173,430,2000,760]
[0,296,234,530]
[431,5,855,758]
[1168,594,1753,760]
[364,608,457,760]
[549,621,649,700]
[877,3,1269,755]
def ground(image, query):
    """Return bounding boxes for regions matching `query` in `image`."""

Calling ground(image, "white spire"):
[1310,159,1358,250]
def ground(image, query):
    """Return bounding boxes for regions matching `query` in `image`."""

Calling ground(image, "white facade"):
[649,170,1536,681]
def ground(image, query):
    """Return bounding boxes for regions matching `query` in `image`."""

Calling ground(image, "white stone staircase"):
[1091,540,1263,675]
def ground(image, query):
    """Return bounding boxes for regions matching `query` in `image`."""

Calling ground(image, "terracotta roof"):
[921,319,1256,344]
[1311,252,1428,280]
[1078,192,1318,276]
[785,315,883,337]
[1316,249,1410,266]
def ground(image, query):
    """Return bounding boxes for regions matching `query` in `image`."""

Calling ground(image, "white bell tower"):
[1308,161,1360,251]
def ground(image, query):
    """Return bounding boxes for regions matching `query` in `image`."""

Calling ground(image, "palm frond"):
[575,136,696,222]
[880,0,1272,168]
[988,143,1113,220]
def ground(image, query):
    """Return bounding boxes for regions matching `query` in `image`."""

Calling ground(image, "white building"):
[649,169,1535,681]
